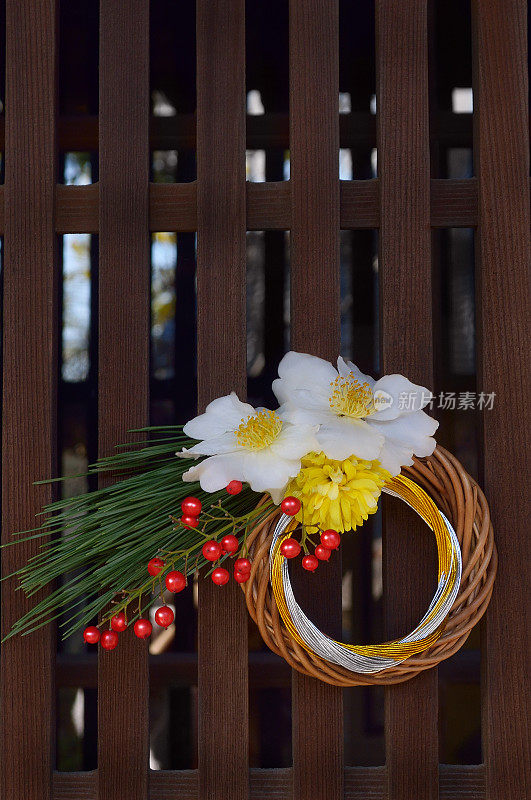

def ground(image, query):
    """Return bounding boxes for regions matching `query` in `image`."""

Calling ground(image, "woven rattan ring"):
[242,446,497,686]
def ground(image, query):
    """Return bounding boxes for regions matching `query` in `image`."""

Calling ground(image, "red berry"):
[221,534,239,555]
[181,514,199,529]
[234,557,251,574]
[315,544,331,561]
[302,555,319,572]
[100,630,119,650]
[165,570,186,593]
[211,567,230,586]
[226,480,243,495]
[110,612,127,632]
[202,540,222,561]
[280,538,301,559]
[147,557,165,576]
[181,496,202,516]
[281,496,301,516]
[83,626,100,644]
[134,618,152,640]
[154,606,175,629]
[233,570,248,584]
[321,529,341,550]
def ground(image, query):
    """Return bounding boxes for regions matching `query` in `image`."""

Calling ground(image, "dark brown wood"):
[56,183,99,232]
[439,765,486,799]
[97,3,150,799]
[247,181,291,230]
[340,180,380,227]
[195,2,248,799]
[0,111,473,152]
[54,772,98,800]
[56,651,292,688]
[289,2,342,799]
[52,766,487,800]
[0,179,478,236]
[149,182,197,232]
[55,644,478,690]
[1,3,526,795]
[376,2,438,799]
[0,4,58,800]
[290,0,340,357]
[430,178,478,227]
[471,2,531,799]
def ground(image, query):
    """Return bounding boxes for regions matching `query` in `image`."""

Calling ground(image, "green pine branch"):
[2,427,273,641]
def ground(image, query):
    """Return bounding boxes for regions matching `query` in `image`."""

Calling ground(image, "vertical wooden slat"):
[97,3,150,799]
[471,2,530,798]
[289,2,342,799]
[196,2,247,799]
[0,2,58,799]
[376,3,438,799]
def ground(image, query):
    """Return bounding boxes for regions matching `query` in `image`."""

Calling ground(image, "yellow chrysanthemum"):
[285,451,391,533]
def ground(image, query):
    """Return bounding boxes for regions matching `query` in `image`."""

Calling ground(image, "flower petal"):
[316,417,384,461]
[269,486,285,504]
[337,356,375,389]
[373,439,415,475]
[369,374,434,420]
[269,422,320,459]
[273,351,337,409]
[271,378,291,405]
[183,392,254,439]
[367,410,438,474]
[182,453,246,493]
[177,431,239,457]
[277,350,338,385]
[278,403,337,426]
[368,410,438,449]
[243,450,301,491]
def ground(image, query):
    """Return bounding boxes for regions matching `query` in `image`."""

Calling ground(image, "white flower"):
[272,351,438,475]
[178,392,319,503]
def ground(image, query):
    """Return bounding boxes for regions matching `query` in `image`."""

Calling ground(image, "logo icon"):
[373,390,393,411]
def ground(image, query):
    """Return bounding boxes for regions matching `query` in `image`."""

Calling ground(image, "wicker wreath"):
[242,446,497,686]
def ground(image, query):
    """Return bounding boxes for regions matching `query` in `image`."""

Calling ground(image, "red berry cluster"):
[277,495,340,571]
[202,539,252,586]
[83,485,251,649]
[180,495,202,529]
[279,522,341,573]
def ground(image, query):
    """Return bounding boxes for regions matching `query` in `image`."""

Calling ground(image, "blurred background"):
[0,0,482,772]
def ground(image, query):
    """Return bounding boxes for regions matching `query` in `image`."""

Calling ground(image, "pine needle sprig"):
[2,427,274,641]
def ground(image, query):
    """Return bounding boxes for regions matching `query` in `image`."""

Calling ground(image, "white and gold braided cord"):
[269,474,462,674]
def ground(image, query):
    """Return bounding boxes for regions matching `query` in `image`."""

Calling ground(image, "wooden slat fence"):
[1,2,58,800]
[0,1,528,799]
[472,2,530,797]
[377,3,438,799]
[289,1,342,797]
[195,2,248,799]
[97,3,150,799]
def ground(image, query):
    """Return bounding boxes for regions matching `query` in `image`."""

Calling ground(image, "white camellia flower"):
[273,351,438,475]
[178,392,319,503]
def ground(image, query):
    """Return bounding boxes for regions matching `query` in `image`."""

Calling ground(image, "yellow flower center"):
[285,451,390,533]
[329,375,374,418]
[236,410,282,450]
